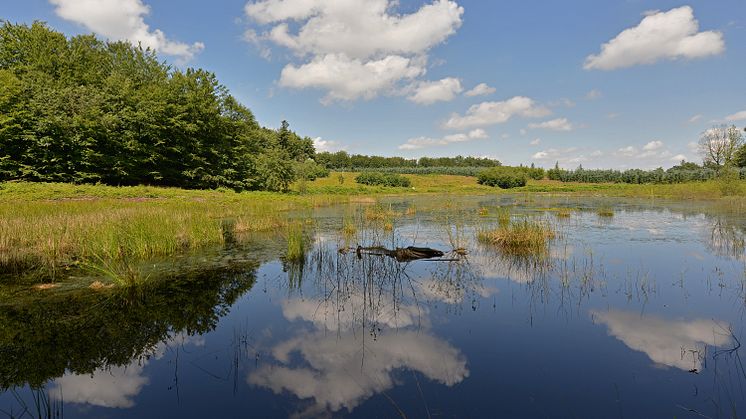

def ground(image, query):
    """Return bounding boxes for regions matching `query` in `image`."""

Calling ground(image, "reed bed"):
[0,183,347,282]
[478,219,556,256]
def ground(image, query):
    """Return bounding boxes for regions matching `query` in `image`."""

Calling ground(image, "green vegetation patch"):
[355,172,412,188]
[477,167,528,189]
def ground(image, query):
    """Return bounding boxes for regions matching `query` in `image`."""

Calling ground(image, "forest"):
[0,21,319,191]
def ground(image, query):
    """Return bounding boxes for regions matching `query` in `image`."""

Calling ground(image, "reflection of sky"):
[591,309,731,371]
[250,291,469,416]
[49,333,204,409]
[249,330,468,416]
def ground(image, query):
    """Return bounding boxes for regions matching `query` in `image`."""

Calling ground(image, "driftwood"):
[354,246,445,262]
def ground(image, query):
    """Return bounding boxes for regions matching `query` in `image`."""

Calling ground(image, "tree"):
[698,125,744,170]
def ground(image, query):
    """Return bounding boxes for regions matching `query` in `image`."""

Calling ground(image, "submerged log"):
[355,246,445,262]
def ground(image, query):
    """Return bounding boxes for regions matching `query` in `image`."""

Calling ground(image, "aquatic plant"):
[597,207,614,217]
[478,219,556,255]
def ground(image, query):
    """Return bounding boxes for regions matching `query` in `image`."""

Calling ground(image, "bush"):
[355,172,411,187]
[477,167,527,189]
[294,160,330,181]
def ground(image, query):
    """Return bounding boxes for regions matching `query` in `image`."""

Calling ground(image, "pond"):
[1,195,745,418]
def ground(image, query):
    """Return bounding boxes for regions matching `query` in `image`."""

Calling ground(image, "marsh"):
[1,195,745,418]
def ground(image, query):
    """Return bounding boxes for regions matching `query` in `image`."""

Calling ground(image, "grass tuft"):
[478,219,556,255]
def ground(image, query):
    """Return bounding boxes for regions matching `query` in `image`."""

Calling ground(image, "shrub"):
[355,172,412,187]
[294,160,330,181]
[477,167,527,189]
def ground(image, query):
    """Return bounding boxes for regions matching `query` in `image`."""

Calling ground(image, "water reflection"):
[0,261,257,390]
[49,333,204,409]
[249,250,472,417]
[591,309,731,371]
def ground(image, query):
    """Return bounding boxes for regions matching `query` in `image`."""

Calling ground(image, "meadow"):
[1,174,745,284]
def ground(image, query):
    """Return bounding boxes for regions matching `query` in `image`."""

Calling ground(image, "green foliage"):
[0,22,310,191]
[735,144,746,168]
[355,172,412,187]
[477,167,528,188]
[315,151,500,170]
[294,159,330,181]
[546,163,746,184]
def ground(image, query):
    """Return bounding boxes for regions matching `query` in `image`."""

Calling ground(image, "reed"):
[478,219,556,255]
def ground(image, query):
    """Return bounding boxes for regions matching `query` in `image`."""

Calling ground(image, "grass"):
[478,219,556,256]
[597,207,615,217]
[0,182,345,282]
[1,175,745,284]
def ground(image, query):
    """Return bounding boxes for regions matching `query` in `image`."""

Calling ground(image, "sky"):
[4,0,746,169]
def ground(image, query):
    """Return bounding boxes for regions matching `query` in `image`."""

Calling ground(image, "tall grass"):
[478,219,556,256]
[0,183,346,282]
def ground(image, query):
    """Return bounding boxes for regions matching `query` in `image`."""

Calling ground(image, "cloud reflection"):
[249,330,468,416]
[49,333,204,408]
[591,309,730,370]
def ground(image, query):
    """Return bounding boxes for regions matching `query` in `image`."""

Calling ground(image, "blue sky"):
[4,0,745,168]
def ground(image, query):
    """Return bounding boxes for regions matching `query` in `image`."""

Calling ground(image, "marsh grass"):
[478,219,556,256]
[0,183,348,282]
[597,207,614,217]
[496,207,512,227]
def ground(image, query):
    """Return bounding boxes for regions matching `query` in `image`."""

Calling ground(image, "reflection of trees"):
[0,262,257,390]
[705,215,746,260]
[249,250,473,417]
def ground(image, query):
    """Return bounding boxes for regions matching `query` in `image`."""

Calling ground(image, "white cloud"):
[688,114,703,123]
[528,118,573,132]
[399,128,487,150]
[530,138,541,146]
[670,154,688,162]
[584,6,724,70]
[616,146,638,157]
[464,83,496,97]
[642,140,664,151]
[312,137,343,152]
[245,0,464,102]
[532,147,581,161]
[49,0,204,62]
[592,309,730,370]
[408,77,463,105]
[280,53,424,103]
[443,96,550,129]
[585,89,602,100]
[725,110,746,121]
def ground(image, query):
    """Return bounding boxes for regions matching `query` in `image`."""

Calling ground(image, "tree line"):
[0,21,319,191]
[314,151,501,170]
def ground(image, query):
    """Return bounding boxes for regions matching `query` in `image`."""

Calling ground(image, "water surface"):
[2,195,745,418]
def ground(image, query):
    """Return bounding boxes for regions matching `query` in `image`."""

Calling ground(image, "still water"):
[1,195,745,418]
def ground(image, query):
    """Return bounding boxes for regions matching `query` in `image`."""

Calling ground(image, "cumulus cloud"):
[49,0,204,62]
[464,83,496,97]
[399,129,487,150]
[670,154,688,161]
[528,118,573,132]
[245,0,464,102]
[408,77,463,105]
[312,137,343,152]
[280,54,424,103]
[725,110,746,121]
[443,96,550,129]
[592,309,730,370]
[530,147,594,166]
[584,6,724,70]
[642,140,664,151]
[530,138,541,146]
